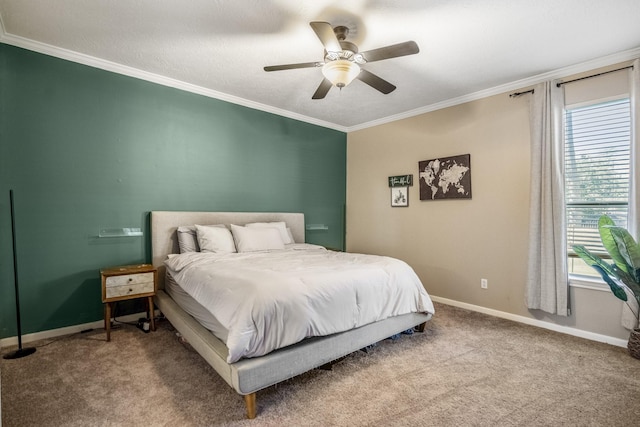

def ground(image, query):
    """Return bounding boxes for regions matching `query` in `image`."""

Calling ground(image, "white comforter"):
[165,244,434,363]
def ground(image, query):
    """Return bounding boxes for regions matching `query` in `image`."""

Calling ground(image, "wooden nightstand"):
[100,264,157,341]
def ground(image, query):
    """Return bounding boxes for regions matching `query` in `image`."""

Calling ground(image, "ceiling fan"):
[264,21,419,99]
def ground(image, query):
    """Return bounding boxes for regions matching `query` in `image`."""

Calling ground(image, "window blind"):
[565,98,631,255]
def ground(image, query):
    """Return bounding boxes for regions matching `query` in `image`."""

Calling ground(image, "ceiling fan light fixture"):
[322,59,360,88]
[264,21,419,99]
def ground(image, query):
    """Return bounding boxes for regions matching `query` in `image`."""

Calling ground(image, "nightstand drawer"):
[105,272,154,288]
[101,264,157,341]
[105,280,154,299]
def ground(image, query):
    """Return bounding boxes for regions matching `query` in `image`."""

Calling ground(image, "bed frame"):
[151,211,432,419]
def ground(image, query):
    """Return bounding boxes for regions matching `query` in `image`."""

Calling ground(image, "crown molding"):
[346,46,640,132]
[0,30,349,133]
[1,20,638,134]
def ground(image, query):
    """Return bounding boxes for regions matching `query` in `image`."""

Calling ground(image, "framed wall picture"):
[391,186,409,207]
[419,154,471,200]
[388,175,413,187]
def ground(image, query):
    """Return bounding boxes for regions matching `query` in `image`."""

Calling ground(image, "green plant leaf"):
[612,265,640,306]
[598,215,617,249]
[573,245,636,302]
[572,245,617,277]
[598,216,631,275]
[610,226,640,273]
[592,265,628,302]
[575,226,640,305]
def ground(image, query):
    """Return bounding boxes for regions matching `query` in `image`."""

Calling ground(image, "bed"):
[151,211,434,419]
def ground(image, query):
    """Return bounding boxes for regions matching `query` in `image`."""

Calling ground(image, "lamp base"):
[3,347,36,359]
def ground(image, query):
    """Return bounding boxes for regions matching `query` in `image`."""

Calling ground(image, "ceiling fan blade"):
[312,78,333,99]
[264,61,323,72]
[359,41,419,63]
[310,21,342,53]
[357,70,396,94]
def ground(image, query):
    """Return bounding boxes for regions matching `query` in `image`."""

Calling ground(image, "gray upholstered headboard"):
[150,211,305,288]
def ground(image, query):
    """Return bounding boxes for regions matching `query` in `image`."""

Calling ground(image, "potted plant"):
[573,215,640,359]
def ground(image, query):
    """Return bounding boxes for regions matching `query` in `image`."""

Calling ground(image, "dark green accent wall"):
[0,44,346,339]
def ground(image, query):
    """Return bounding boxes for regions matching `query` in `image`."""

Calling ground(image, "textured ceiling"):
[1,0,640,131]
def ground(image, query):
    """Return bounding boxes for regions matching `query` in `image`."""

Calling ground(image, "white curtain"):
[623,58,640,330]
[525,81,569,316]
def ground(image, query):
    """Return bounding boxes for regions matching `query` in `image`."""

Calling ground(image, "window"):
[565,98,631,276]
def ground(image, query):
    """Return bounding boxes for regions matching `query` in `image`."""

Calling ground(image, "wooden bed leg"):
[244,393,257,419]
[416,322,427,333]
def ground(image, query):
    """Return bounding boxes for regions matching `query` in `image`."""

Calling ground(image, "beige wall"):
[346,85,630,340]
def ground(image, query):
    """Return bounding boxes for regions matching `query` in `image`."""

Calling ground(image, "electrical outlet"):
[481,278,488,289]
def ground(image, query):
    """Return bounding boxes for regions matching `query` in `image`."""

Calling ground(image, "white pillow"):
[286,227,295,244]
[245,221,293,244]
[177,226,199,253]
[195,224,236,254]
[231,224,285,252]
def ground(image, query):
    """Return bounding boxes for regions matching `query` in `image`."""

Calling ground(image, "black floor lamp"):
[3,190,36,359]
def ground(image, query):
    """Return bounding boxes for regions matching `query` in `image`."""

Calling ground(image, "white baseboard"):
[2,301,628,350]
[430,295,629,348]
[0,311,153,349]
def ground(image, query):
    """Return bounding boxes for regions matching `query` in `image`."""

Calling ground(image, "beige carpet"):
[2,303,640,426]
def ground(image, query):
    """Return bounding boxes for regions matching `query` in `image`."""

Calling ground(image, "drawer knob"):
[128,278,133,282]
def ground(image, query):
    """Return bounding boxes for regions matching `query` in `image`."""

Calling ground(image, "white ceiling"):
[1,0,640,132]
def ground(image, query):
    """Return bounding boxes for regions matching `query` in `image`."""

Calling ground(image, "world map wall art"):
[419,154,471,200]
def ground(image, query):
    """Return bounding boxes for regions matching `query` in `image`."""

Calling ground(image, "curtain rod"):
[556,65,634,87]
[510,63,635,97]
[509,89,534,98]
